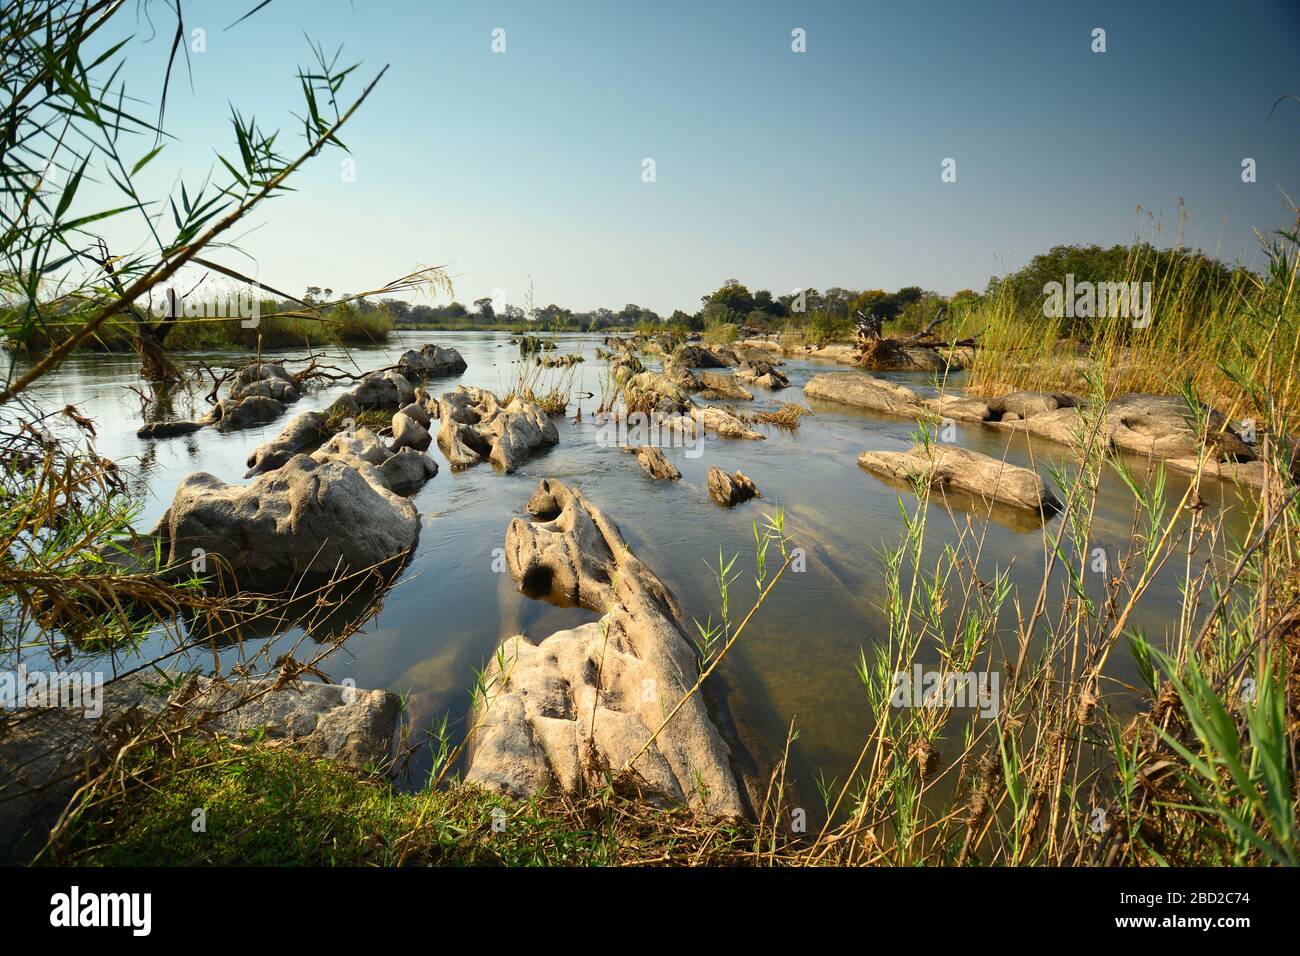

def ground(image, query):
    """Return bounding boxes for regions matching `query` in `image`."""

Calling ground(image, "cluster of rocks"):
[436,386,559,473]
[806,370,1274,501]
[465,479,749,816]
[138,362,304,438]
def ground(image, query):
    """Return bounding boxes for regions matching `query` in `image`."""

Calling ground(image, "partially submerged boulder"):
[395,344,467,383]
[156,430,427,589]
[634,445,681,480]
[229,362,302,403]
[467,480,747,816]
[689,405,765,441]
[804,372,929,417]
[857,443,1060,516]
[696,371,754,402]
[351,369,414,410]
[707,466,761,507]
[673,343,739,368]
[391,407,432,453]
[436,386,559,472]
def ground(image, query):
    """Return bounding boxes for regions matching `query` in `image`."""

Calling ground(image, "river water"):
[12,330,1254,800]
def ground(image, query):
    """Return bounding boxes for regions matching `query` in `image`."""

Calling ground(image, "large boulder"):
[229,362,302,403]
[351,369,415,410]
[673,344,739,368]
[436,386,559,472]
[155,446,421,589]
[467,480,747,816]
[804,372,929,417]
[858,443,1060,516]
[396,344,467,383]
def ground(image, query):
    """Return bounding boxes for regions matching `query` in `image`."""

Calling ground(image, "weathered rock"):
[689,405,765,440]
[351,369,414,410]
[397,401,431,429]
[156,451,420,589]
[380,446,439,491]
[467,480,746,816]
[229,362,302,404]
[205,394,287,432]
[674,344,739,368]
[634,445,681,480]
[857,443,1060,516]
[623,370,693,414]
[436,386,559,472]
[1106,393,1253,462]
[696,371,754,402]
[735,360,789,389]
[396,344,467,383]
[391,409,432,452]
[804,372,929,416]
[244,411,329,477]
[707,466,761,506]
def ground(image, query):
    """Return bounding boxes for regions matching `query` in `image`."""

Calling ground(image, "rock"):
[735,360,789,389]
[183,676,401,771]
[673,344,739,368]
[207,395,287,432]
[696,371,754,401]
[229,362,302,404]
[707,466,761,506]
[244,411,329,477]
[137,419,204,438]
[929,394,995,423]
[804,372,929,417]
[380,446,439,491]
[397,401,431,429]
[156,452,420,589]
[395,344,467,383]
[634,445,681,480]
[0,673,400,862]
[390,409,432,452]
[805,343,859,364]
[351,369,414,410]
[690,405,765,440]
[467,480,747,816]
[857,443,1060,516]
[1106,393,1253,462]
[623,370,693,414]
[994,391,1076,420]
[436,386,559,472]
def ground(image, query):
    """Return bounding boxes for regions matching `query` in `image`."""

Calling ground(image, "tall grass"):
[964,222,1300,419]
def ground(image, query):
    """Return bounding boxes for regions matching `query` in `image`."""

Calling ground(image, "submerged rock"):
[436,386,559,472]
[633,445,682,480]
[467,480,747,816]
[707,466,761,506]
[229,362,302,403]
[857,443,1060,516]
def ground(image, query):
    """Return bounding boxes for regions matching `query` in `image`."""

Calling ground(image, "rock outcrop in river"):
[155,427,431,590]
[806,371,1269,488]
[465,480,748,816]
[436,385,559,472]
[857,443,1060,516]
[708,466,762,506]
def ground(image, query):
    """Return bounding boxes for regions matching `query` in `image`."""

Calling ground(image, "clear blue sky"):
[85,0,1300,314]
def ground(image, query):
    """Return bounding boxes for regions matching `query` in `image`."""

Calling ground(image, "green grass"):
[49,735,754,867]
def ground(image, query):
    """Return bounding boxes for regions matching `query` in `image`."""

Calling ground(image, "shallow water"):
[12,331,1257,800]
